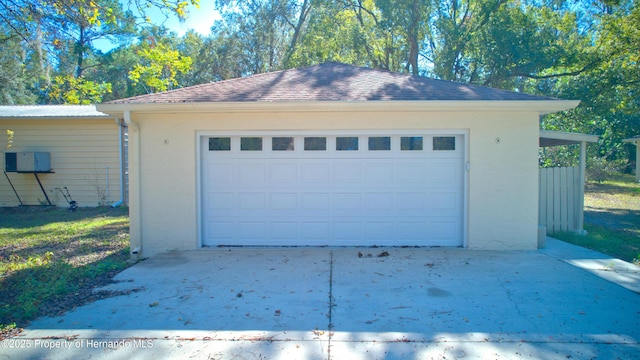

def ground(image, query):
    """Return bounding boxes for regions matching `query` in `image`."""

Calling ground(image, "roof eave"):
[97,100,580,118]
[539,130,599,147]
[0,115,113,120]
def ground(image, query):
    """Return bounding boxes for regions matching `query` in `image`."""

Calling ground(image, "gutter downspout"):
[111,118,126,208]
[124,110,142,258]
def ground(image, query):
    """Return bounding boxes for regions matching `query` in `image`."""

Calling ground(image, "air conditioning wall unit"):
[16,152,51,172]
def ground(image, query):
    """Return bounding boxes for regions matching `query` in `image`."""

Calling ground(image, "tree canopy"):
[0,0,638,169]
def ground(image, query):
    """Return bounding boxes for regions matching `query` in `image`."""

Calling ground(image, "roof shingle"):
[105,62,557,104]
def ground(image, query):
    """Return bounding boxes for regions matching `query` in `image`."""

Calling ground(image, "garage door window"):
[241,137,262,151]
[368,136,391,150]
[401,136,423,151]
[304,137,327,151]
[209,137,231,151]
[273,137,295,151]
[336,137,358,151]
[433,136,456,151]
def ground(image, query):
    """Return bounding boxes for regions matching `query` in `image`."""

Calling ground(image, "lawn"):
[0,206,133,335]
[554,174,640,264]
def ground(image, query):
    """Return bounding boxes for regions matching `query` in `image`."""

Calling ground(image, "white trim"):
[539,130,599,145]
[462,130,470,248]
[99,100,580,117]
[197,129,469,248]
[196,131,204,249]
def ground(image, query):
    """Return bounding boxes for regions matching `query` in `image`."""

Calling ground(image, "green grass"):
[0,206,132,331]
[554,174,640,264]
[556,223,640,263]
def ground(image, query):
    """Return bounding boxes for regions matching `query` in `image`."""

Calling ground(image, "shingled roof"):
[106,62,558,104]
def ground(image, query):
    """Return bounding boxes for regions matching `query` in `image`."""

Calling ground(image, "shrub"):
[586,157,627,182]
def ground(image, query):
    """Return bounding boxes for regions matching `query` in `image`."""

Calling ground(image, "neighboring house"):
[0,105,127,208]
[97,63,579,257]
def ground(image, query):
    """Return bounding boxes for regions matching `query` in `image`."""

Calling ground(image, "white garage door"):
[201,133,465,247]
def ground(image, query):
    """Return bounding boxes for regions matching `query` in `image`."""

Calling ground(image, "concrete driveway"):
[3,238,639,359]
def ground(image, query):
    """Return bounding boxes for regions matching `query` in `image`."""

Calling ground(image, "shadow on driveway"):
[7,239,640,359]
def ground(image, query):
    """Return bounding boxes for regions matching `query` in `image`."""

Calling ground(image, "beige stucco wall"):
[0,118,124,207]
[125,108,540,256]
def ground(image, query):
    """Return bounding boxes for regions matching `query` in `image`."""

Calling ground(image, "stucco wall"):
[127,109,539,256]
[0,118,123,207]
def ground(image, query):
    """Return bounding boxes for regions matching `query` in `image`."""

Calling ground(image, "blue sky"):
[95,0,220,52]
[151,0,220,36]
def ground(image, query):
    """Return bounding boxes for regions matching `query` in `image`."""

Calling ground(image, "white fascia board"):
[0,105,110,118]
[623,136,640,145]
[97,100,580,117]
[540,130,599,144]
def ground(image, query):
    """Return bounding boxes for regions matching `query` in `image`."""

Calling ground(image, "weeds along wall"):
[0,118,123,207]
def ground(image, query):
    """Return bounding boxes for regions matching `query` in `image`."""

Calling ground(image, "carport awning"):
[538,130,599,235]
[539,130,599,147]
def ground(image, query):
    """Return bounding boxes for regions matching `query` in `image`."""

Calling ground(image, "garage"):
[97,62,580,256]
[200,132,466,247]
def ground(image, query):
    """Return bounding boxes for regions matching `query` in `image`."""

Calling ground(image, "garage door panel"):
[270,163,298,182]
[302,163,330,182]
[202,134,465,247]
[301,222,331,239]
[208,164,234,183]
[364,221,395,239]
[270,222,298,240]
[333,163,362,182]
[270,193,298,210]
[207,221,235,241]
[301,193,330,210]
[397,192,427,210]
[397,163,428,181]
[429,191,462,214]
[207,193,234,211]
[428,220,462,245]
[238,164,266,184]
[429,163,461,184]
[239,221,267,239]
[397,221,429,240]
[333,193,362,211]
[365,192,395,210]
[334,222,362,240]
[238,193,266,210]
[365,164,394,182]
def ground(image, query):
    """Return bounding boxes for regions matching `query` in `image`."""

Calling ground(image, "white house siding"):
[0,118,122,207]
[123,108,540,256]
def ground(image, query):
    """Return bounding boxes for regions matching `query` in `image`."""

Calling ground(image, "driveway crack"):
[327,250,335,360]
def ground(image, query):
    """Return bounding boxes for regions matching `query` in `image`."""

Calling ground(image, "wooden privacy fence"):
[539,167,584,235]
